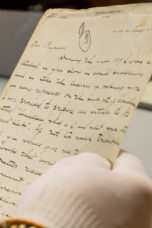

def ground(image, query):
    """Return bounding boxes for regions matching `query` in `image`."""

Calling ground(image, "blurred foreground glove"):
[15,152,152,228]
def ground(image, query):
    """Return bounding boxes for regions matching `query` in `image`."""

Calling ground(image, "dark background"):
[0,0,151,11]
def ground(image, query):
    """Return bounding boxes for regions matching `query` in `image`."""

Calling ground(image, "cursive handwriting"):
[79,22,91,52]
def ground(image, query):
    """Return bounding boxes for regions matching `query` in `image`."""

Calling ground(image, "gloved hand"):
[15,151,152,228]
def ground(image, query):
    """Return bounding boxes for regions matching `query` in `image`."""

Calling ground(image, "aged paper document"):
[1,3,152,219]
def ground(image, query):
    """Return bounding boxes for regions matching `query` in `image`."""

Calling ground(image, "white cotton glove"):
[15,152,152,228]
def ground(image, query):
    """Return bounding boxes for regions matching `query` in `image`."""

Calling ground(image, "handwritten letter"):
[0,4,152,219]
